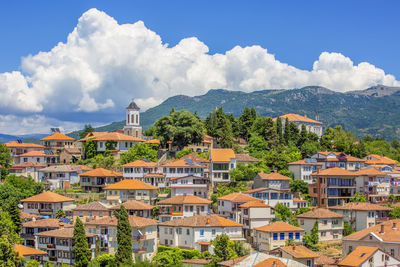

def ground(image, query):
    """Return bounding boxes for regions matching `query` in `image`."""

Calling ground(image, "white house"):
[170,175,209,198]
[158,215,243,253]
[5,141,44,164]
[243,187,297,210]
[21,191,75,218]
[122,159,159,179]
[338,246,400,267]
[273,114,323,138]
[161,158,206,179]
[158,195,212,222]
[18,151,59,166]
[39,165,90,189]
[81,132,144,153]
[288,159,322,184]
[239,201,274,243]
[209,149,236,183]
[217,192,263,223]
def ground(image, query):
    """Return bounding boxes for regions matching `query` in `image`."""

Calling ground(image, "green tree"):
[80,125,94,139]
[276,117,283,144]
[229,163,269,182]
[55,209,66,219]
[349,193,367,203]
[251,117,279,150]
[0,234,19,267]
[154,110,203,149]
[283,117,290,144]
[297,124,308,148]
[217,114,233,148]
[294,207,311,216]
[83,139,97,159]
[0,144,12,178]
[5,202,22,235]
[26,259,40,267]
[73,217,91,267]
[238,107,257,140]
[211,234,236,263]
[274,203,293,222]
[114,206,133,266]
[290,180,309,195]
[301,141,320,158]
[343,221,354,236]
[90,254,116,267]
[304,222,319,250]
[119,143,157,165]
[153,250,183,266]
[390,207,400,219]
[176,148,193,159]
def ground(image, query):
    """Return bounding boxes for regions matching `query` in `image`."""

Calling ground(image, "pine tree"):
[6,202,22,235]
[79,124,94,139]
[73,217,91,267]
[238,107,256,140]
[114,206,133,266]
[297,124,308,148]
[283,117,290,145]
[276,117,283,144]
[252,117,279,150]
[217,116,233,148]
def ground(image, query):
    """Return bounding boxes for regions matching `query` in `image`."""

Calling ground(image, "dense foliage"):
[73,217,91,267]
[119,143,158,165]
[114,206,133,266]
[0,143,12,178]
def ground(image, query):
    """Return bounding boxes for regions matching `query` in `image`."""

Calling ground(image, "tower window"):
[136,114,139,124]
[131,114,134,124]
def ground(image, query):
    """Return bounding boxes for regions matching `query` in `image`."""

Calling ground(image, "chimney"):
[380,224,385,234]
[393,222,397,230]
[206,219,210,225]
[317,166,321,174]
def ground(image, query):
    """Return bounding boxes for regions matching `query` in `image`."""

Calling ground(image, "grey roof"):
[127,100,140,110]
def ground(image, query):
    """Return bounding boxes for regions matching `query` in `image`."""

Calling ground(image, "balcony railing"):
[133,235,146,240]
[47,243,56,248]
[39,209,53,213]
[20,233,34,238]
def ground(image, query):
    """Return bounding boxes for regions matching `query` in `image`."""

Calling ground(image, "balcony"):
[376,217,391,223]
[47,243,56,248]
[133,235,146,240]
[171,212,183,216]
[20,233,34,238]
[39,209,53,213]
[133,247,147,253]
[48,256,57,262]
[170,184,207,188]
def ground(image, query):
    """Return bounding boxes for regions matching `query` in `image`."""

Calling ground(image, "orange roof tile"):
[144,173,165,177]
[22,191,74,203]
[20,211,41,220]
[41,132,75,141]
[161,157,205,167]
[344,219,400,242]
[22,218,71,228]
[338,246,378,267]
[353,168,386,176]
[288,159,323,165]
[145,139,160,144]
[159,214,242,227]
[315,254,337,266]
[158,195,212,205]
[235,154,259,163]
[258,171,291,180]
[240,200,270,208]
[81,132,144,142]
[296,208,344,219]
[330,202,392,211]
[242,188,268,194]
[254,258,287,267]
[210,149,235,162]
[364,154,397,165]
[182,153,210,163]
[104,179,158,190]
[312,167,356,176]
[78,168,122,177]
[217,192,261,203]
[273,113,322,124]
[35,227,95,238]
[218,255,250,266]
[121,159,157,167]
[11,161,46,168]
[255,221,304,232]
[293,198,308,203]
[85,215,157,227]
[5,141,44,148]
[110,200,154,210]
[18,151,53,157]
[280,246,319,259]
[14,244,47,257]
[73,202,110,211]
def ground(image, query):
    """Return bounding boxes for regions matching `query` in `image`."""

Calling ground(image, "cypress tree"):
[6,202,22,235]
[217,116,233,148]
[298,124,308,148]
[283,117,290,145]
[73,217,91,267]
[114,206,133,266]
[276,117,283,144]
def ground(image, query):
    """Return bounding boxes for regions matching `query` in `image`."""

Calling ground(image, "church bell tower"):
[123,100,142,138]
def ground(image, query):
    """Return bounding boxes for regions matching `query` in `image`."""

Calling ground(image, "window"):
[295,233,300,239]
[273,233,278,240]
[321,232,326,237]
[288,232,293,239]
[280,233,285,240]
[391,249,395,256]
[200,229,204,236]
[186,229,190,235]
[300,220,304,225]
[212,229,216,236]
[349,246,353,253]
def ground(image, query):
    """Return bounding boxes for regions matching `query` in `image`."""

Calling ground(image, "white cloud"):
[0,8,399,134]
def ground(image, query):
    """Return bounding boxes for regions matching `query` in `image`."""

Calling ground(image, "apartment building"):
[170,175,209,198]
[242,187,296,210]
[79,168,123,193]
[296,208,344,242]
[21,191,75,218]
[253,171,291,191]
[354,168,391,202]
[35,227,96,265]
[103,179,158,205]
[330,202,392,231]
[159,215,243,253]
[209,149,236,183]
[254,221,304,251]
[311,152,365,170]
[288,159,323,184]
[217,192,262,223]
[309,167,357,207]
[85,215,158,261]
[240,201,274,243]
[158,195,212,222]
[39,164,90,189]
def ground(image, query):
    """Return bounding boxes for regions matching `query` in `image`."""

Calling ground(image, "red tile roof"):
[110,200,154,210]
[217,192,261,203]
[78,168,122,177]
[255,221,304,232]
[35,227,95,238]
[273,113,322,124]
[338,246,378,267]
[84,215,157,227]
[158,195,212,205]
[22,191,74,203]
[296,208,344,219]
[210,149,235,162]
[279,246,319,259]
[41,132,74,141]
[121,159,157,167]
[159,214,242,227]
[258,171,291,180]
[104,179,158,190]
[14,244,47,257]
[344,219,400,242]
[5,141,44,148]
[311,167,356,176]
[330,202,392,211]
[73,202,110,211]
[240,201,270,208]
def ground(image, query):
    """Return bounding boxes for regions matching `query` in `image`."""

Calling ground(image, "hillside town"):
[2,100,400,267]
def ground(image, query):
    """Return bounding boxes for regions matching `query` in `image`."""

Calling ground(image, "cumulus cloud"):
[0,8,399,134]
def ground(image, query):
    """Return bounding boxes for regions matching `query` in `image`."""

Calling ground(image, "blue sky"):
[1,1,399,76]
[0,1,399,135]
